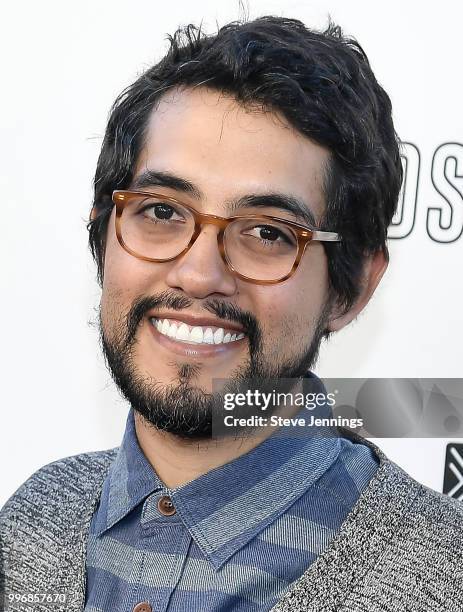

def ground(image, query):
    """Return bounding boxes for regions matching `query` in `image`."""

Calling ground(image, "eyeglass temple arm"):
[311,230,341,242]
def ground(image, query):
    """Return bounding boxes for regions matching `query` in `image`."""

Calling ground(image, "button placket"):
[135,492,191,612]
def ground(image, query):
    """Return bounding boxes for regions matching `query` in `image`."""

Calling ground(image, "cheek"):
[100,233,146,329]
[102,213,157,297]
[270,257,328,315]
[258,289,321,336]
[253,250,330,344]
[294,246,330,312]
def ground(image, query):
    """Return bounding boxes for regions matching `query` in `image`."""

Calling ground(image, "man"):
[1,15,462,612]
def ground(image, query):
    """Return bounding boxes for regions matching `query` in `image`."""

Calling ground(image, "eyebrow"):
[131,169,317,226]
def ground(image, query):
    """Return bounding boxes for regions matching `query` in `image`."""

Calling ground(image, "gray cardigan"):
[1,432,463,612]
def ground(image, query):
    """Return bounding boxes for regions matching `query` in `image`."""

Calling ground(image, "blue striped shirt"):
[84,381,379,611]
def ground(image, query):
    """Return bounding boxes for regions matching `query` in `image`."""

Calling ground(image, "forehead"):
[134,87,330,219]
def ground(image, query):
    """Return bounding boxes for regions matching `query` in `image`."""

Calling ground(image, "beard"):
[99,290,331,441]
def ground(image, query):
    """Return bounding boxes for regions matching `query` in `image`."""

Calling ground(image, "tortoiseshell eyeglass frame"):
[111,189,342,285]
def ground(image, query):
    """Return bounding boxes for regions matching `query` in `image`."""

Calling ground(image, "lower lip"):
[148,320,246,358]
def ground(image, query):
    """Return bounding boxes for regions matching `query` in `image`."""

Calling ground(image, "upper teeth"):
[151,318,245,345]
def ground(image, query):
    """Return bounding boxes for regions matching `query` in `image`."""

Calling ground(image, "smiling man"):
[2,15,463,612]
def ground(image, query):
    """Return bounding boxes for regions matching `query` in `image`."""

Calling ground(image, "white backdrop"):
[1,0,462,507]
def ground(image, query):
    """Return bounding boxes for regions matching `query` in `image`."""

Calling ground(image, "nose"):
[164,224,237,299]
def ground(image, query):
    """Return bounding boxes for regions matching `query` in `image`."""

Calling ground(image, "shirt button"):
[133,603,152,612]
[157,494,176,516]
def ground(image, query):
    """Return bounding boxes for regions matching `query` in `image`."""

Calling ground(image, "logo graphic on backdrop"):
[390,142,463,243]
[443,444,463,500]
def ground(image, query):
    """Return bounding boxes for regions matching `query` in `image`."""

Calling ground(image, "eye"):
[140,201,186,223]
[244,224,296,246]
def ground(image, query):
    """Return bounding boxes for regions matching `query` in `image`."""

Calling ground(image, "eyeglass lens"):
[120,194,299,281]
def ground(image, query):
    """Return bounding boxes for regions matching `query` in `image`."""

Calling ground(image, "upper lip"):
[147,311,246,334]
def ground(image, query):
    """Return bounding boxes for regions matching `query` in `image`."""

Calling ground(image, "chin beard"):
[98,293,331,441]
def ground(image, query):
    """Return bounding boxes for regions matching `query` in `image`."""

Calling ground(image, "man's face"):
[98,87,333,439]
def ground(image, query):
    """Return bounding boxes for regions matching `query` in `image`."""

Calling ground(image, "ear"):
[327,250,388,333]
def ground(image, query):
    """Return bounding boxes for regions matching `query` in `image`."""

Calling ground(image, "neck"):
[133,380,305,489]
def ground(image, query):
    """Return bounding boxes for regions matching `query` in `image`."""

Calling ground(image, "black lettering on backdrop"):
[389,142,463,243]
[427,143,463,243]
[389,143,420,239]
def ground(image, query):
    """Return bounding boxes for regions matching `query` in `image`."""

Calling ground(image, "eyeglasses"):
[112,190,341,284]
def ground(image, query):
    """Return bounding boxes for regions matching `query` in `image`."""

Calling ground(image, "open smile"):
[148,317,247,358]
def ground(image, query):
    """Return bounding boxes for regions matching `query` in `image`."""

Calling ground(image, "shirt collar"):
[93,372,341,570]
[91,411,164,536]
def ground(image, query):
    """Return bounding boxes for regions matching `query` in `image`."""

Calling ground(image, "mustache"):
[125,291,262,348]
